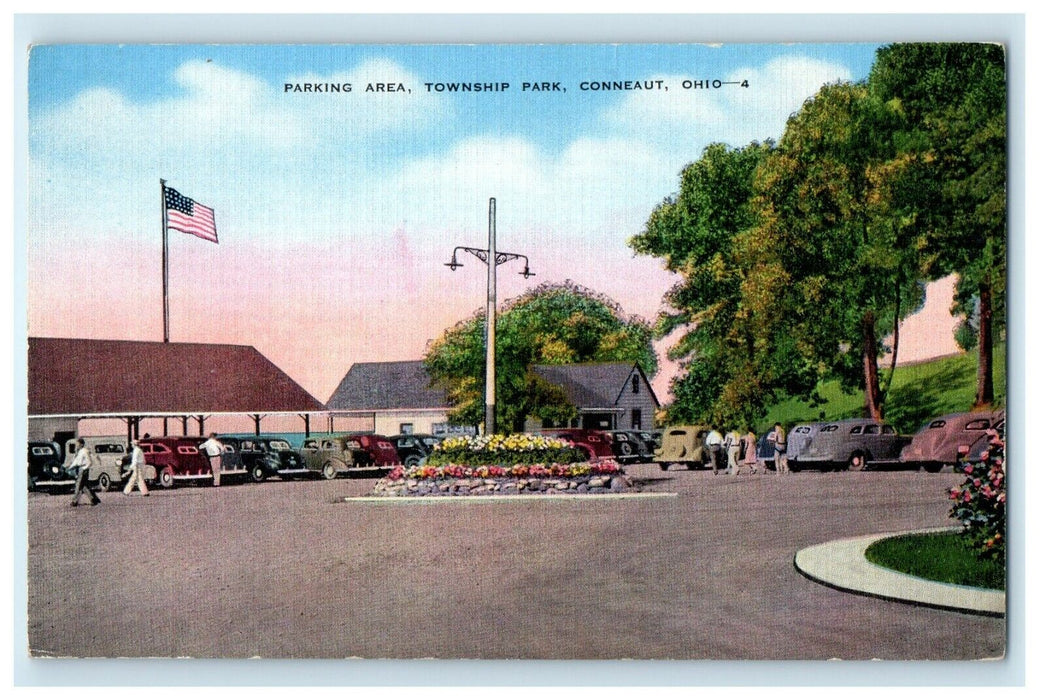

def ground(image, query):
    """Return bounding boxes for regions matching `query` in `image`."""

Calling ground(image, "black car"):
[28,440,76,492]
[219,435,310,482]
[626,430,659,460]
[392,434,439,468]
[609,431,647,464]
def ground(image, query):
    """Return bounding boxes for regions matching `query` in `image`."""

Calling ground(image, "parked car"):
[138,435,247,487]
[62,436,128,491]
[610,431,648,464]
[653,426,713,470]
[219,435,310,482]
[783,423,824,472]
[346,433,401,468]
[901,410,1006,472]
[300,434,399,478]
[28,440,76,492]
[609,431,647,464]
[756,430,778,471]
[391,434,436,467]
[960,412,1006,464]
[539,428,616,461]
[789,419,910,471]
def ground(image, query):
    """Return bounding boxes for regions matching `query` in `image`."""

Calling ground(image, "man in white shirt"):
[705,428,724,475]
[201,433,224,487]
[69,438,101,507]
[123,437,150,496]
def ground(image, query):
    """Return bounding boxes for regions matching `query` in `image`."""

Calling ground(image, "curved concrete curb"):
[794,527,1005,617]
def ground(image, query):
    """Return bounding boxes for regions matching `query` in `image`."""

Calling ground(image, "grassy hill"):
[762,344,1007,434]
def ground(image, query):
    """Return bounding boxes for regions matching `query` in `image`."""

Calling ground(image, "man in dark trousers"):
[69,438,101,507]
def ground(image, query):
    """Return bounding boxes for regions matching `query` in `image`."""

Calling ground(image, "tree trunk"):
[975,281,994,406]
[861,311,884,421]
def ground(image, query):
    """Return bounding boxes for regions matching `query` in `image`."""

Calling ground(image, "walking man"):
[725,428,742,476]
[201,433,224,487]
[773,422,789,475]
[705,427,724,475]
[123,437,150,496]
[69,438,101,507]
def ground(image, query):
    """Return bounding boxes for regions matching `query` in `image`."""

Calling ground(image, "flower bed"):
[426,433,587,467]
[373,458,634,497]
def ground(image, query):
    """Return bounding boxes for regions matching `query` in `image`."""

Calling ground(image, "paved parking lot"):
[26,465,1006,660]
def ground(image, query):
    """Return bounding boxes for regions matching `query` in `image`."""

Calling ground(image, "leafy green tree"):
[745,81,926,421]
[424,281,657,433]
[629,141,774,426]
[869,43,1006,406]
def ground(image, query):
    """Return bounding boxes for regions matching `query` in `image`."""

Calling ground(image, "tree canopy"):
[631,42,1006,425]
[868,43,1006,405]
[423,281,657,433]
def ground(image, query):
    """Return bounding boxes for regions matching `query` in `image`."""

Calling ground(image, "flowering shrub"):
[386,458,622,483]
[948,432,1005,561]
[427,433,587,467]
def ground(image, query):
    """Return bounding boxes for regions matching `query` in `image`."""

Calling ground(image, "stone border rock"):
[372,473,636,497]
[793,527,1005,617]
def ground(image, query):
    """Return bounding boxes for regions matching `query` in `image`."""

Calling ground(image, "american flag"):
[164,186,218,243]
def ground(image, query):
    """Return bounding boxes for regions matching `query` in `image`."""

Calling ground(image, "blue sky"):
[28,42,888,399]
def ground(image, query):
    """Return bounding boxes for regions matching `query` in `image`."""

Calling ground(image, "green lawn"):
[865,531,1005,591]
[762,344,1007,434]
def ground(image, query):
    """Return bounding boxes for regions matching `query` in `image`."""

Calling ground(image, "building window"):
[632,374,640,393]
[631,409,642,429]
[400,423,413,435]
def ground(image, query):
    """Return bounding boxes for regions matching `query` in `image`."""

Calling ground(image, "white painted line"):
[344,492,679,504]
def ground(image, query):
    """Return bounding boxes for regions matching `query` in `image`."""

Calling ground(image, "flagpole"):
[160,178,169,343]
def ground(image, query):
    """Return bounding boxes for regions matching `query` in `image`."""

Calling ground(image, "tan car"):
[299,436,360,479]
[62,436,128,491]
[653,425,713,471]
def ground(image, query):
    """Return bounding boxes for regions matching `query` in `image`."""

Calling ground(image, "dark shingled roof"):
[327,360,450,411]
[532,362,658,408]
[28,337,325,416]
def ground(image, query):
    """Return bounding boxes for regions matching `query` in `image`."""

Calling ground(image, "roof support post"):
[196,415,205,436]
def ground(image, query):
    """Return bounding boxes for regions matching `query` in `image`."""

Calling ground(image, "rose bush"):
[948,432,1005,561]
[427,433,588,467]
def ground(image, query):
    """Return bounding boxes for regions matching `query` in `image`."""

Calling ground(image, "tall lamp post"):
[445,198,534,435]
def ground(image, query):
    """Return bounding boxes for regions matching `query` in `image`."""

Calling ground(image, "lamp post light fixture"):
[444,197,534,435]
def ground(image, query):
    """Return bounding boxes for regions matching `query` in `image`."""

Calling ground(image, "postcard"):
[24,39,1009,665]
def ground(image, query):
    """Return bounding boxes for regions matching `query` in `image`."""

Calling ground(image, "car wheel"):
[159,467,175,488]
[658,462,669,471]
[250,465,267,482]
[404,454,422,468]
[848,452,866,471]
[321,461,337,480]
[923,462,943,473]
[97,472,112,492]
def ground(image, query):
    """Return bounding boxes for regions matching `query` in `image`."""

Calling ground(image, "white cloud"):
[600,55,854,152]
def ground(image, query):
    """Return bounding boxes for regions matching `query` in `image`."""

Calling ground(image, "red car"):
[901,410,1006,472]
[539,428,616,461]
[345,433,401,468]
[138,436,247,487]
